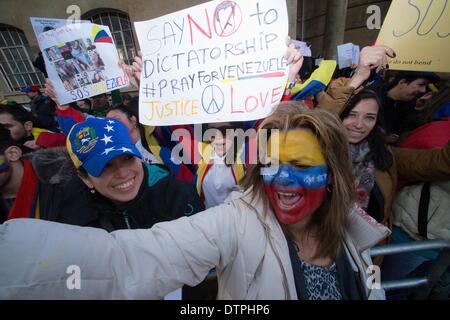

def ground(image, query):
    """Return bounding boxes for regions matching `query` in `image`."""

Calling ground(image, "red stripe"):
[262,72,285,78]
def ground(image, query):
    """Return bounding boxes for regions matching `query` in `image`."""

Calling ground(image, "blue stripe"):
[292,80,326,100]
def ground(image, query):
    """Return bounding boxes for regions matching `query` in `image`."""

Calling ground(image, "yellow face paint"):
[267,129,326,166]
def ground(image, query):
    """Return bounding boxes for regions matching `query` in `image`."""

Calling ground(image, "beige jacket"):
[0,191,389,300]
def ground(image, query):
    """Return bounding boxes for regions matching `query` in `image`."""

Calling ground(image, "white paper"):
[337,43,360,69]
[134,0,289,126]
[35,23,129,105]
[289,39,312,57]
[337,43,354,69]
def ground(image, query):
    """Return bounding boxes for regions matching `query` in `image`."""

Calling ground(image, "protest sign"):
[134,0,288,126]
[377,0,450,72]
[30,17,89,37]
[36,23,129,105]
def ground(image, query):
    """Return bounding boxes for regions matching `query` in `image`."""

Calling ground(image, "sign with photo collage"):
[35,22,129,105]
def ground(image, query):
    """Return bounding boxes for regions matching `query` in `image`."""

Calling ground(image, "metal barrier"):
[370,240,450,298]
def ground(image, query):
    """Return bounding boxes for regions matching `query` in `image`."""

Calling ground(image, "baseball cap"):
[67,117,142,177]
[22,85,41,93]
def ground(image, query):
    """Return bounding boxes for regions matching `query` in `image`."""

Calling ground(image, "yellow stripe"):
[144,125,163,164]
[221,78,238,84]
[31,127,51,141]
[196,142,212,195]
[66,126,82,169]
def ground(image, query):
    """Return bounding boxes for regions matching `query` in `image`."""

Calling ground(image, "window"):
[0,24,45,92]
[83,9,137,65]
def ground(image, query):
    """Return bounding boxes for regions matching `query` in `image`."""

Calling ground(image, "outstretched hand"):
[349,45,396,88]
[44,79,71,110]
[285,37,304,83]
[119,51,143,90]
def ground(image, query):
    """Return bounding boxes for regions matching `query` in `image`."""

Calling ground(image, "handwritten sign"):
[134,0,288,126]
[377,0,450,72]
[36,23,129,105]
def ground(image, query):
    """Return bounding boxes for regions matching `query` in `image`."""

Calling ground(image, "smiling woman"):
[338,89,450,230]
[65,117,204,230]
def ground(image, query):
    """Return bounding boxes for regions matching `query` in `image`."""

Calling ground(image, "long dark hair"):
[340,89,393,170]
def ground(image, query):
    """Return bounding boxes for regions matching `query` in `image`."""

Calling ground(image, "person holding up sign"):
[0,102,389,300]
[119,53,251,203]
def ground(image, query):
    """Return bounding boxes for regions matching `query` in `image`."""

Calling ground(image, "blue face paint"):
[262,164,328,190]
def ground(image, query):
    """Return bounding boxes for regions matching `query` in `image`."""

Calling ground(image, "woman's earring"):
[326,185,332,193]
[90,188,96,194]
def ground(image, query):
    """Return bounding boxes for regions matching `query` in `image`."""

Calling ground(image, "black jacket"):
[31,95,58,131]
[87,163,205,231]
[30,148,204,231]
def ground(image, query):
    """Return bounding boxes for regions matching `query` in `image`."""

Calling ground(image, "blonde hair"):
[241,101,355,259]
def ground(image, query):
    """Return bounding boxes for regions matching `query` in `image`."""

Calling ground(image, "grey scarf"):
[350,141,375,211]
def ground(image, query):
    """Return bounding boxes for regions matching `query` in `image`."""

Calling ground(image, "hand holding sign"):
[45,78,59,104]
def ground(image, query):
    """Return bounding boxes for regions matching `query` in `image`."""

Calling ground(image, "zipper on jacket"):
[123,210,131,229]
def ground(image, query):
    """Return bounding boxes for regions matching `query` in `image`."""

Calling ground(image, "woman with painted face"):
[0,103,390,300]
[339,89,450,227]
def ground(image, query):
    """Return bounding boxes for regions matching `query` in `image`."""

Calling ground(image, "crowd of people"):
[0,31,449,301]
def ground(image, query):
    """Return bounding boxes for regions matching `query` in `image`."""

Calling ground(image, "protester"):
[195,121,249,209]
[22,84,58,131]
[0,102,66,151]
[338,89,450,228]
[65,117,204,230]
[383,120,450,298]
[0,124,84,224]
[0,103,389,300]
